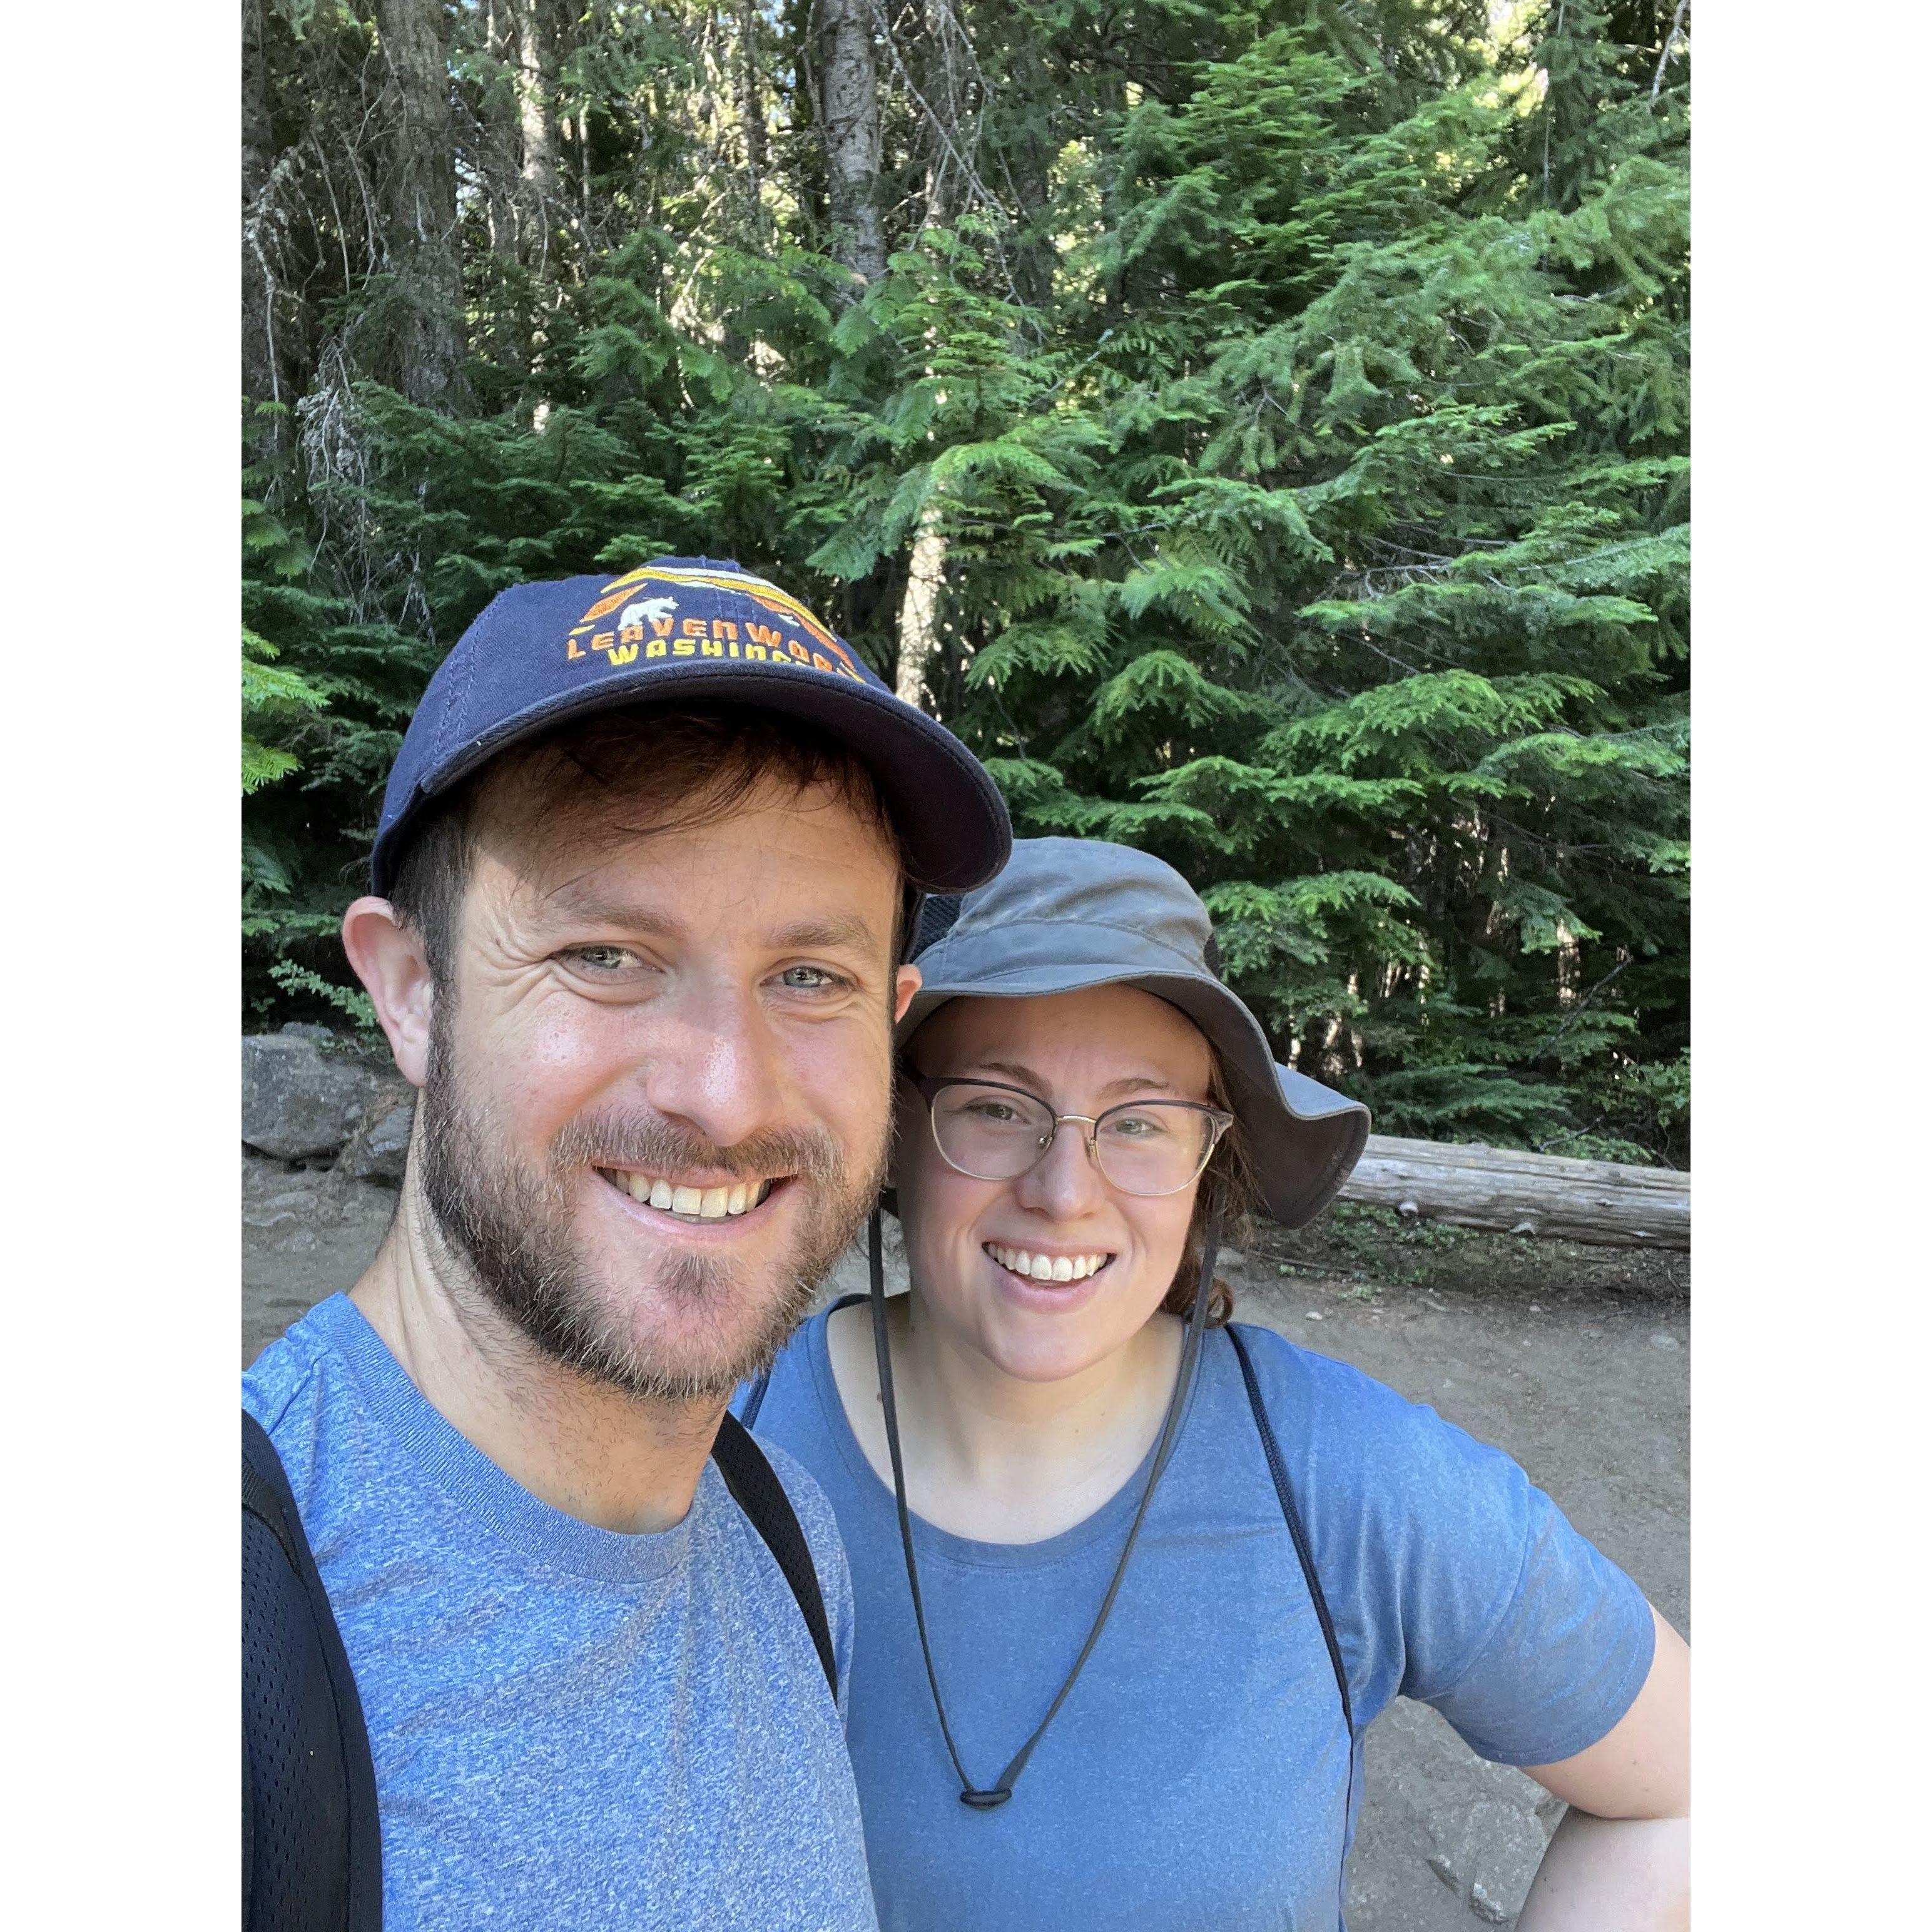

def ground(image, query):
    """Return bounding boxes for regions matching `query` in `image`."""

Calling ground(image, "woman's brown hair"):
[1159,1054,1261,1328]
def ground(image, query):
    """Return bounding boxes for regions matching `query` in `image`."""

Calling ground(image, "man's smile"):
[595,1166,790,1224]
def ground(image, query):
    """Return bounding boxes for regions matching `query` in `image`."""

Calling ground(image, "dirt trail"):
[243,1154,1687,1931]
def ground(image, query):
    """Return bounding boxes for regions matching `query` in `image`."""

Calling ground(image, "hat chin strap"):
[867,1189,1227,1809]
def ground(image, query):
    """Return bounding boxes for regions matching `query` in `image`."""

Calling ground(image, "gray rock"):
[242,1034,389,1160]
[1427,1797,1551,1928]
[340,1094,416,1182]
[279,1022,335,1043]
[1649,1331,1680,1351]
[1470,1879,1513,1924]
[1355,1702,1558,1930]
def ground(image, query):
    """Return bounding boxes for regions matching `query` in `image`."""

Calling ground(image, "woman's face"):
[895,985,1216,1385]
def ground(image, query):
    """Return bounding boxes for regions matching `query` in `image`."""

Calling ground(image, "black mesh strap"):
[912,891,964,955]
[711,1410,839,1700]
[242,1413,383,1932]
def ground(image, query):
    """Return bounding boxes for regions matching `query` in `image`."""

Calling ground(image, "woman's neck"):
[825,1292,1184,1544]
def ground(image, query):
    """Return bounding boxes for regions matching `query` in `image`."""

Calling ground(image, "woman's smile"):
[982,1241,1116,1284]
[979,1238,1119,1313]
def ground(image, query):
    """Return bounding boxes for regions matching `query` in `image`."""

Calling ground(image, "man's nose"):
[1013,1117,1106,1221]
[634,984,786,1152]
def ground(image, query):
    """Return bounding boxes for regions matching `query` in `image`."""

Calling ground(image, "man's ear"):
[893,963,922,1026]
[341,897,436,1088]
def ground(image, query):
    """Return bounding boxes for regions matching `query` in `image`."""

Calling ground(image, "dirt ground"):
[243,1153,1688,1931]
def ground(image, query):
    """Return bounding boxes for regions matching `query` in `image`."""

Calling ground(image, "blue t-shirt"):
[245,1294,879,1932]
[743,1309,1654,1932]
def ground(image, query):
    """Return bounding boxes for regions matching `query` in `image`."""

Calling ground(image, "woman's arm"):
[1514,1606,1690,1931]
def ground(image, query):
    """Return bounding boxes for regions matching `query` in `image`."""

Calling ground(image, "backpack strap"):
[711,1410,839,1701]
[1225,1326,1356,1744]
[243,1412,383,1932]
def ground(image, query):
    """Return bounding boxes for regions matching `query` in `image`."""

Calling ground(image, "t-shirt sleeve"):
[1397,1440,1656,1766]
[1276,1335,1657,1768]
[759,1440,858,1719]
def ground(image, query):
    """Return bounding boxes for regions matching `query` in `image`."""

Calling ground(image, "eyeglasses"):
[905,1074,1233,1199]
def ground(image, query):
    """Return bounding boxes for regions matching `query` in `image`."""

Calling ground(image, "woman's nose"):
[1014,1118,1105,1219]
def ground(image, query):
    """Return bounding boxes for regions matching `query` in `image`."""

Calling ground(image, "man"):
[243,558,1010,1929]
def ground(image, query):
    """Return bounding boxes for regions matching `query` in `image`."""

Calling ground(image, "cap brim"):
[900,966,1369,1228]
[375,658,1012,895]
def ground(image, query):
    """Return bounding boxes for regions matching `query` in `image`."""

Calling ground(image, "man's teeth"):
[985,1244,1111,1283]
[601,1171,775,1220]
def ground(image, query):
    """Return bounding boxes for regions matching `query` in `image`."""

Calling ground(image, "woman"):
[742,838,1689,1930]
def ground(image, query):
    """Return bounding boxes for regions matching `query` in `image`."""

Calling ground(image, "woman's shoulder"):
[1221,1318,1530,1511]
[1224,1318,1435,1435]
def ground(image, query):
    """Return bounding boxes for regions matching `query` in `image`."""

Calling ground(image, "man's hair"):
[388,702,912,982]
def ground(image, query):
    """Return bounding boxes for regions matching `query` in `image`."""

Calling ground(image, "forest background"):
[242,0,1690,1166]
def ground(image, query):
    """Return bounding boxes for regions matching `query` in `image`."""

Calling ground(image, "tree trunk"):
[375,0,468,410]
[895,504,947,710]
[737,0,768,200]
[241,0,281,422]
[482,2,521,269]
[818,0,886,287]
[1338,1136,1690,1250]
[1002,35,1056,312]
[512,0,559,263]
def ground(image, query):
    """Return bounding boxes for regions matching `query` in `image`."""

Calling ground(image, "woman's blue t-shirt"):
[741,1311,1654,1932]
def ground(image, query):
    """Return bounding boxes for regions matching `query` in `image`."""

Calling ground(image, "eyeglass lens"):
[928,1084,1217,1196]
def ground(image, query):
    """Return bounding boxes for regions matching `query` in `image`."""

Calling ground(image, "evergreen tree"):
[243,0,1691,1165]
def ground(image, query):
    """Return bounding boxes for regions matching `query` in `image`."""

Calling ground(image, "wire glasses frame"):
[905,1072,1234,1199]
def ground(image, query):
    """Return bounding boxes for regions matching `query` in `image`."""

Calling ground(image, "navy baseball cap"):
[370,558,1012,896]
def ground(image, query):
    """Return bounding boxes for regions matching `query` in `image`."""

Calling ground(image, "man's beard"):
[415,1008,887,1402]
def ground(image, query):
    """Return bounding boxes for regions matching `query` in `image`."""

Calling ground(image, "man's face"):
[414,773,915,1401]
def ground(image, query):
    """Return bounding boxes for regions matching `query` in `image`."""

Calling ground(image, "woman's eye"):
[1107,1113,1169,1139]
[967,1101,1019,1122]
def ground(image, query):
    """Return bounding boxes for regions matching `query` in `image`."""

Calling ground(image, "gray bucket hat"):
[899,836,1370,1229]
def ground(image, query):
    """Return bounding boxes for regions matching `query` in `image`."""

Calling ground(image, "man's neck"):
[350,1183,723,1534]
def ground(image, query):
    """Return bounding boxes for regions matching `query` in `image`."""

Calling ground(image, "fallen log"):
[1336,1134,1689,1250]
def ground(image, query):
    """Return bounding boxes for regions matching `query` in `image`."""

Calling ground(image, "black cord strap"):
[870,1193,1226,1809]
[1226,1325,1355,1742]
[1226,1323,1358,1931]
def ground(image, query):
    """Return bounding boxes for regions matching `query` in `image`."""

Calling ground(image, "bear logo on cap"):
[562,565,868,680]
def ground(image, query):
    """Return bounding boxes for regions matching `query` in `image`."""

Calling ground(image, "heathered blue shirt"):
[742,1309,1655,1932]
[244,1294,879,1932]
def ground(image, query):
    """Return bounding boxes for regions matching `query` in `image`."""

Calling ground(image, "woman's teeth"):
[985,1244,1111,1284]
[599,1171,776,1221]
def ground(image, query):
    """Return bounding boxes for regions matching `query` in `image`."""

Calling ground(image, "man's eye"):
[776,964,845,993]
[569,945,643,972]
